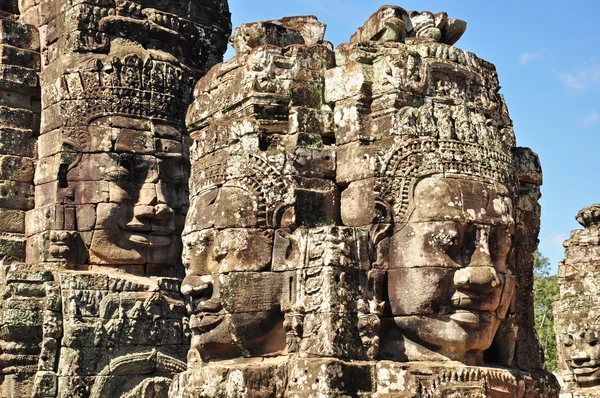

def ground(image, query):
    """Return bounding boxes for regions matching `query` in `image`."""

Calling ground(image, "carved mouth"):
[451,292,500,312]
[572,366,600,376]
[449,309,493,326]
[128,233,172,247]
[190,313,224,333]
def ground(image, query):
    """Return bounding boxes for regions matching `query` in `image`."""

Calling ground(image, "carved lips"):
[120,213,175,247]
[449,309,494,326]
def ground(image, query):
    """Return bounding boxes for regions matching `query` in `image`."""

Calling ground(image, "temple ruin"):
[0,2,561,397]
[556,205,600,397]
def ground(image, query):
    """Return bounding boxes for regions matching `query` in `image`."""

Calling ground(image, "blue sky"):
[227,0,600,272]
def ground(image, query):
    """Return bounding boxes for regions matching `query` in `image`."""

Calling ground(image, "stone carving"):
[0,1,562,396]
[556,205,600,397]
[171,5,559,398]
[181,15,340,365]
[0,0,231,396]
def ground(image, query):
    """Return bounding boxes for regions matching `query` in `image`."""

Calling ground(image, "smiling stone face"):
[386,176,515,363]
[561,324,600,387]
[180,183,286,362]
[73,116,187,271]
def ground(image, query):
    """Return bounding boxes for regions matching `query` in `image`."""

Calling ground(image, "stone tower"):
[171,6,559,397]
[0,2,561,397]
[0,0,231,396]
[556,205,600,397]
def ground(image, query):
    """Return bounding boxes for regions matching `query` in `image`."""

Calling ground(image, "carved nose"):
[154,203,174,221]
[181,274,213,300]
[454,266,501,293]
[156,183,168,205]
[467,226,492,266]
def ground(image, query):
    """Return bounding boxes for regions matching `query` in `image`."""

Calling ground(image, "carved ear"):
[370,200,393,247]
[272,202,295,229]
[58,138,82,188]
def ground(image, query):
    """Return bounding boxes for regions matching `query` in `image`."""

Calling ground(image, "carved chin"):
[394,313,500,354]
[89,229,180,266]
[190,316,238,361]
[191,312,285,362]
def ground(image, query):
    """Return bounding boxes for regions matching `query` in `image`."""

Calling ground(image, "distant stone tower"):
[171,6,559,397]
[556,205,600,397]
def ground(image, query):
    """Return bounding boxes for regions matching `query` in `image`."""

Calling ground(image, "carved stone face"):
[181,186,284,362]
[388,176,515,362]
[71,116,186,269]
[562,327,600,387]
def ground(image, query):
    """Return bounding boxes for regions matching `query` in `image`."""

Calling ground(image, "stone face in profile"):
[181,18,338,364]
[556,205,600,395]
[173,6,558,398]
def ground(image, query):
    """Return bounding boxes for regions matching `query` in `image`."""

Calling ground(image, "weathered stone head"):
[381,176,515,363]
[28,47,196,276]
[331,5,531,365]
[556,205,600,391]
[181,15,337,364]
[181,178,287,362]
[560,319,600,387]
[170,6,558,398]
[20,0,231,73]
[367,136,517,365]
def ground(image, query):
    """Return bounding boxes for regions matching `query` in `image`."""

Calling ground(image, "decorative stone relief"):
[0,2,562,397]
[0,0,231,396]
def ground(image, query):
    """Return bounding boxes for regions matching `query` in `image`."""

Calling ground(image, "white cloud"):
[578,111,600,127]
[558,63,600,90]
[519,50,545,65]
[542,233,568,250]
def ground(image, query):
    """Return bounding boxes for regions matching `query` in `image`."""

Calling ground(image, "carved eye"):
[170,175,185,185]
[104,167,130,182]
[563,334,574,347]
[489,226,512,261]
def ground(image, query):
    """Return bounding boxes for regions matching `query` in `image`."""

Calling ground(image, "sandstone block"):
[0,208,25,233]
[0,44,40,69]
[336,141,377,184]
[219,272,284,313]
[230,16,325,55]
[0,19,40,51]
[292,147,335,178]
[0,127,34,157]
[294,177,339,227]
[0,155,34,182]
[0,180,34,210]
[350,5,409,44]
[341,178,376,227]
[289,106,333,136]
[325,62,372,103]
